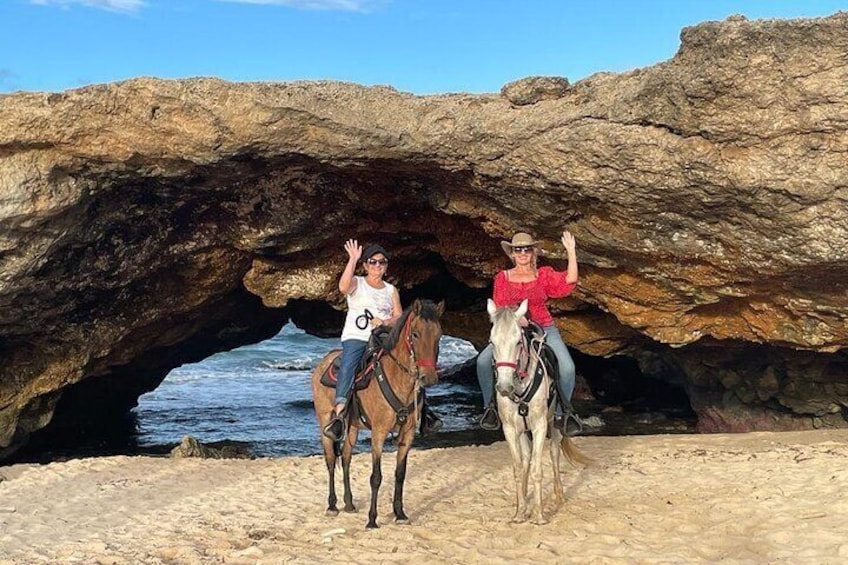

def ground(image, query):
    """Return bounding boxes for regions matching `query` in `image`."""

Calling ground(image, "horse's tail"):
[559,435,593,466]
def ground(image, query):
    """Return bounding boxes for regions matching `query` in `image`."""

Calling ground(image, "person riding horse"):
[476,230,583,435]
[323,239,441,442]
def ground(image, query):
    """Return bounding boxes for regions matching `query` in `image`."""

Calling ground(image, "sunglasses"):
[366,258,388,266]
[512,246,534,254]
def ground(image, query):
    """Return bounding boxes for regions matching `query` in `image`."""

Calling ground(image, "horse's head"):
[487,298,528,397]
[402,298,445,386]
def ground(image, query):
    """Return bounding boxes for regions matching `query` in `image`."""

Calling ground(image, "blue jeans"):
[476,326,575,409]
[335,339,367,407]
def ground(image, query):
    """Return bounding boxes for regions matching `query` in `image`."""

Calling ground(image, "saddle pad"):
[319,349,376,391]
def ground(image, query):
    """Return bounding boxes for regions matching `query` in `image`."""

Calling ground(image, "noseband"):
[384,313,438,378]
[494,333,530,380]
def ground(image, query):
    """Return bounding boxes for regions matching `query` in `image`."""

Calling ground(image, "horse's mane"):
[383,300,441,351]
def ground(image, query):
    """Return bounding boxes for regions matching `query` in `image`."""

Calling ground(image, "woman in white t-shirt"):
[322,239,402,441]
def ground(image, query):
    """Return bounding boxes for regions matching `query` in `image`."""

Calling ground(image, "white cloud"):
[220,0,381,12]
[29,0,145,13]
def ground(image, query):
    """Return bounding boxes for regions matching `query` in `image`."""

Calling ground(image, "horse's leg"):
[519,431,531,496]
[366,427,388,529]
[392,421,416,524]
[502,423,528,523]
[320,433,339,515]
[550,423,564,506]
[530,415,549,525]
[341,424,359,513]
[312,358,339,516]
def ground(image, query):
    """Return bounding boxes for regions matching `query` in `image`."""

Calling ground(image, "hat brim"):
[500,240,539,258]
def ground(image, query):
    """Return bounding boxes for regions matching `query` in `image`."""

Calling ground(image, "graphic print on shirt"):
[341,276,396,342]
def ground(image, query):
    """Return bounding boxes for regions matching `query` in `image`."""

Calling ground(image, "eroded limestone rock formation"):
[1,13,847,458]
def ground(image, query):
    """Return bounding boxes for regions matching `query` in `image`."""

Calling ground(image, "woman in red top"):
[477,230,582,434]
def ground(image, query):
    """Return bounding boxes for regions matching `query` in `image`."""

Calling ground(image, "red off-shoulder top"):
[492,266,576,328]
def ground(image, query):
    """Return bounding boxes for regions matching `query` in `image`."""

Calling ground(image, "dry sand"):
[2,430,848,564]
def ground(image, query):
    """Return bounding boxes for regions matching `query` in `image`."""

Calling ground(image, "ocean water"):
[134,323,487,457]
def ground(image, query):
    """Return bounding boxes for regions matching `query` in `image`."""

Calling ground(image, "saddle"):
[520,324,561,409]
[319,327,390,391]
[320,326,423,432]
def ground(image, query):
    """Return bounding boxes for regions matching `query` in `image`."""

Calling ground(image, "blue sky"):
[1,0,845,95]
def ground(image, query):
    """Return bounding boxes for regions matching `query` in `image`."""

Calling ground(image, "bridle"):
[384,312,438,380]
[372,311,439,428]
[493,331,530,381]
[492,325,548,425]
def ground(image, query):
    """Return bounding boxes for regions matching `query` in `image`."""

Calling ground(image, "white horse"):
[486,298,589,524]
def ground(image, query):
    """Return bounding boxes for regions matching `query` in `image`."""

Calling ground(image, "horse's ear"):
[435,300,445,317]
[515,299,529,319]
[412,298,423,315]
[486,298,498,318]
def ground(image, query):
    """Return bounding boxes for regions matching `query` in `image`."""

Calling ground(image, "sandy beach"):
[2,430,848,564]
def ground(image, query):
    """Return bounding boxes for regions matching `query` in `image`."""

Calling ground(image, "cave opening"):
[6,241,696,464]
[8,315,697,465]
[570,351,697,436]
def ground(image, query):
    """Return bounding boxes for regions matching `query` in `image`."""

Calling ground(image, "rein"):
[370,312,436,428]
[494,338,529,379]
[383,313,438,375]
[496,329,547,429]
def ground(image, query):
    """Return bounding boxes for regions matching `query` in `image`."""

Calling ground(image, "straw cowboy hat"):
[500,232,540,257]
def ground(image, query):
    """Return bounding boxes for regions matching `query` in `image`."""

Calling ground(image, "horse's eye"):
[411,331,420,340]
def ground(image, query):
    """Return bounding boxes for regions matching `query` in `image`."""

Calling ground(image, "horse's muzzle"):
[496,376,516,396]
[419,366,439,386]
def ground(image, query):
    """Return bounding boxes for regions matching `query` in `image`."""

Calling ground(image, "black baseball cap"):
[363,243,391,260]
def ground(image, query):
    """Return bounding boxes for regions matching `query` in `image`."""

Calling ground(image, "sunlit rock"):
[2,13,848,459]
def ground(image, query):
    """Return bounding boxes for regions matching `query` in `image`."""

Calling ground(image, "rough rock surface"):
[170,436,252,459]
[500,76,571,106]
[2,13,848,458]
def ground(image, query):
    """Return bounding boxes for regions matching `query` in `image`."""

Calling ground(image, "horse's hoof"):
[531,517,549,526]
[343,505,357,513]
[510,515,527,524]
[366,521,379,529]
[326,508,339,517]
[394,517,411,525]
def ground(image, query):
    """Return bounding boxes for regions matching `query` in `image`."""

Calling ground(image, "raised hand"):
[344,239,363,262]
[561,230,576,254]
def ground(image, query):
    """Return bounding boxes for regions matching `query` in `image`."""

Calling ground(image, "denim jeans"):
[335,339,367,407]
[476,326,575,409]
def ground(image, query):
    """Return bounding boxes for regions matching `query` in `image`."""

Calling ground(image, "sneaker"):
[322,414,345,442]
[480,405,500,431]
[420,408,443,435]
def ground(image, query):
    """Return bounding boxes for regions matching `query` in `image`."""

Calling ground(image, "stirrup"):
[480,404,500,431]
[322,413,346,442]
[564,412,583,437]
[420,408,443,435]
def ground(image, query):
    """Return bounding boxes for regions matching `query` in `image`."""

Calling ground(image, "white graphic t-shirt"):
[340,276,396,342]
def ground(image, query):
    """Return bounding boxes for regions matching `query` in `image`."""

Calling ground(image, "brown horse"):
[312,298,444,528]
